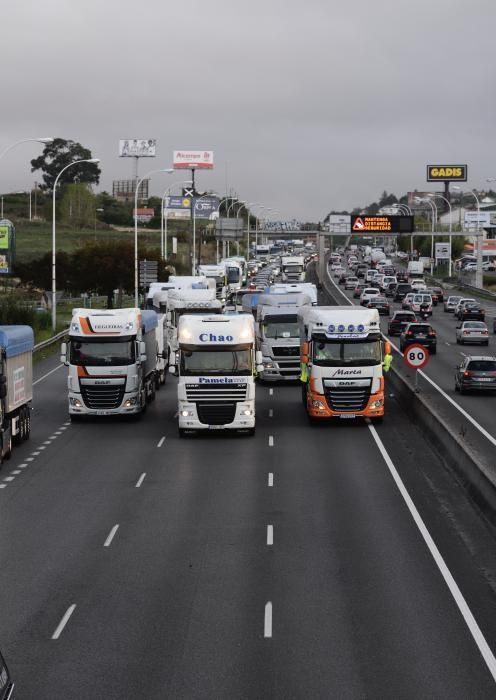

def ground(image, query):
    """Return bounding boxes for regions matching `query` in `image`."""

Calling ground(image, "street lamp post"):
[161,179,193,260]
[134,168,173,306]
[453,186,483,288]
[428,193,453,276]
[0,137,54,163]
[52,158,100,332]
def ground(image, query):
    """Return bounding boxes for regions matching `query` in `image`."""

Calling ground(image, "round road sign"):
[403,344,429,369]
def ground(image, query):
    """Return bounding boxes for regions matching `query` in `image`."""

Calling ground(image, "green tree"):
[31,138,101,192]
[60,184,96,229]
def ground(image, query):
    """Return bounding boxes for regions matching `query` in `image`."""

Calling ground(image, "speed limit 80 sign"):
[403,344,430,369]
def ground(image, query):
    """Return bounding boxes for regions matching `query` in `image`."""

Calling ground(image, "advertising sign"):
[133,208,154,223]
[119,139,156,157]
[0,225,9,250]
[166,196,191,210]
[426,164,467,182]
[193,196,220,218]
[329,214,351,232]
[464,211,491,228]
[165,210,191,220]
[173,150,214,169]
[435,243,451,260]
[0,255,9,274]
[350,215,414,234]
[113,179,149,200]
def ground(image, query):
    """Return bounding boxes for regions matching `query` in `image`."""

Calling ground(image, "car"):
[366,296,390,315]
[329,262,341,271]
[380,275,397,293]
[394,283,413,302]
[431,286,444,303]
[333,266,346,278]
[338,270,348,284]
[388,310,418,336]
[423,288,439,306]
[399,322,437,353]
[410,279,427,291]
[409,293,433,316]
[355,264,368,278]
[444,295,462,313]
[384,282,398,298]
[455,321,490,345]
[455,356,496,393]
[482,261,496,271]
[396,251,409,259]
[402,292,416,310]
[457,303,485,322]
[0,649,14,700]
[454,298,476,318]
[464,263,478,272]
[359,288,381,305]
[353,282,368,299]
[396,270,409,283]
[365,269,379,283]
[344,276,359,290]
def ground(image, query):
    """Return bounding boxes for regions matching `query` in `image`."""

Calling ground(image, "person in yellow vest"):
[383,352,393,373]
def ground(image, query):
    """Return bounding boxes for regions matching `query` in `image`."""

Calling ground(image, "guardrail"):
[34,329,68,353]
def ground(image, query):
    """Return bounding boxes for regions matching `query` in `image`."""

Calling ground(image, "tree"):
[60,184,96,228]
[31,138,101,192]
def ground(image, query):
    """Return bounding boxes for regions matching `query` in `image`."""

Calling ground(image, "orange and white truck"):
[298,306,390,424]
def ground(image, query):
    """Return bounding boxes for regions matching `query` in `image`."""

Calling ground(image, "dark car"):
[367,296,390,315]
[356,264,368,278]
[338,270,348,285]
[431,286,444,303]
[384,282,397,298]
[399,323,437,353]
[388,310,417,336]
[458,303,485,322]
[394,283,412,302]
[455,356,496,393]
[396,270,409,283]
[0,650,14,700]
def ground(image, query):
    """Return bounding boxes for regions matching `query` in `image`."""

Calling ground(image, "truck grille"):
[81,385,125,410]
[197,403,237,425]
[185,383,247,402]
[324,385,371,412]
[272,345,299,357]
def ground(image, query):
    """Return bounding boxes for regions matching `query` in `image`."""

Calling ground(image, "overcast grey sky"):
[1,0,495,220]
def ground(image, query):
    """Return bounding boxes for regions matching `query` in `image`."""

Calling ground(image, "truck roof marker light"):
[348,324,355,332]
[338,325,345,332]
[357,324,365,332]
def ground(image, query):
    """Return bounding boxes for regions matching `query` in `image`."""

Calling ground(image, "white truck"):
[256,293,311,381]
[173,314,260,436]
[222,258,243,292]
[62,308,159,420]
[299,306,390,424]
[407,260,424,278]
[281,255,306,282]
[198,265,228,302]
[269,282,318,305]
[165,288,222,366]
[0,325,33,461]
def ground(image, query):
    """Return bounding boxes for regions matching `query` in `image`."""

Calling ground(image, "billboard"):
[119,139,156,157]
[0,225,9,250]
[173,150,214,169]
[350,215,414,233]
[435,243,451,260]
[165,210,191,220]
[193,196,220,218]
[464,211,491,228]
[133,208,154,223]
[426,165,467,182]
[113,179,149,200]
[165,196,191,210]
[0,255,8,274]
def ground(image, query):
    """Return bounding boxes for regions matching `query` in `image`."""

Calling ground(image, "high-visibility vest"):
[300,362,308,383]
[383,353,393,373]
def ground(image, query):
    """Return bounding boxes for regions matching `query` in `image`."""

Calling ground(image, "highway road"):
[2,328,496,696]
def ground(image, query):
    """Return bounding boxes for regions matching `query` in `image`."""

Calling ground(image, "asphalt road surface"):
[2,345,496,697]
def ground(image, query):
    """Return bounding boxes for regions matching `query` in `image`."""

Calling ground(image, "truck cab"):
[281,255,305,282]
[166,288,222,364]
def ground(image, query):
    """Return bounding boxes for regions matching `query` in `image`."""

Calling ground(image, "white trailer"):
[165,288,222,365]
[0,325,34,461]
[173,314,260,436]
[62,308,159,419]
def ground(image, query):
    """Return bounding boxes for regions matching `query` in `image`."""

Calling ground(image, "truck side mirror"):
[60,342,68,365]
[139,341,147,363]
[384,341,392,355]
[255,350,262,365]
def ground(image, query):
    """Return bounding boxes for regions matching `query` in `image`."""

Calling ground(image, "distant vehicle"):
[402,292,416,310]
[0,326,33,462]
[464,263,477,272]
[399,323,437,354]
[409,294,433,316]
[333,266,346,278]
[360,288,381,305]
[353,282,368,299]
[366,296,390,316]
[410,279,427,291]
[431,286,444,303]
[396,251,409,259]
[388,310,417,336]
[455,321,489,345]
[407,260,424,277]
[394,283,412,302]
[365,269,379,283]
[455,356,496,393]
[344,276,359,290]
[444,295,462,313]
[457,303,485,322]
[482,261,496,271]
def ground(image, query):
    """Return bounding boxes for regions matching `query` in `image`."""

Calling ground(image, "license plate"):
[95,411,111,415]
[340,414,356,419]
[209,425,225,429]
[417,334,425,338]
[477,378,493,382]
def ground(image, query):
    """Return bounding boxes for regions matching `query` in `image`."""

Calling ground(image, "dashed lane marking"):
[264,602,273,638]
[33,364,64,386]
[268,435,274,447]
[104,524,119,548]
[157,436,166,448]
[268,473,274,487]
[135,473,146,488]
[51,604,76,640]
[267,525,273,546]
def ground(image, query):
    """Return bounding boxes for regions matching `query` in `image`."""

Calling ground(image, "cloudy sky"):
[1,0,495,220]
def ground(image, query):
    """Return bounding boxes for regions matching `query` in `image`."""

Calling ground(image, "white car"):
[464,263,477,272]
[456,321,489,345]
[411,279,427,291]
[482,261,496,271]
[360,288,381,306]
[333,266,346,278]
[365,269,379,283]
[344,276,359,290]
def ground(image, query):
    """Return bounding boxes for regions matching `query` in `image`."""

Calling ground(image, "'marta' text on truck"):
[0,325,33,461]
[172,314,260,436]
[299,306,391,423]
[62,308,159,419]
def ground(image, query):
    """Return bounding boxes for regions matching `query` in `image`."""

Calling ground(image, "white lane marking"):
[3,477,15,482]
[49,435,58,440]
[60,426,67,430]
[54,431,62,435]
[267,524,273,546]
[31,452,40,456]
[135,473,146,488]
[268,472,274,487]
[445,342,451,346]
[104,524,119,547]
[0,484,7,489]
[269,409,273,418]
[264,602,273,638]
[269,388,274,396]
[33,364,64,386]
[18,463,28,469]
[327,270,496,449]
[52,604,76,640]
[268,435,274,447]
[64,422,71,426]
[369,424,496,682]
[25,458,34,462]
[157,436,165,448]
[38,446,46,450]
[44,440,52,445]
[10,470,21,475]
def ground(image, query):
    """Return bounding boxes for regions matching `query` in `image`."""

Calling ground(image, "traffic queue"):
[330,245,496,395]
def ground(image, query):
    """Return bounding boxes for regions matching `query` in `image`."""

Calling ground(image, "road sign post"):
[403,343,430,392]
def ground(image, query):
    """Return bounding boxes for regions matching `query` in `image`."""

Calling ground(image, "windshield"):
[313,339,382,366]
[70,338,135,366]
[181,348,252,375]
[263,320,299,339]
[284,265,303,273]
[468,361,496,371]
[227,268,240,283]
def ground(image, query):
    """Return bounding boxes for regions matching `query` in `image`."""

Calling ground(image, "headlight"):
[263,361,274,369]
[181,410,194,417]
[124,397,138,407]
[371,399,383,408]
[242,409,253,416]
[311,400,325,410]
[69,397,82,408]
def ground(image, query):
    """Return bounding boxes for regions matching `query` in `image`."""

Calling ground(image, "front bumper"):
[68,392,141,416]
[178,401,255,430]
[305,388,385,420]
